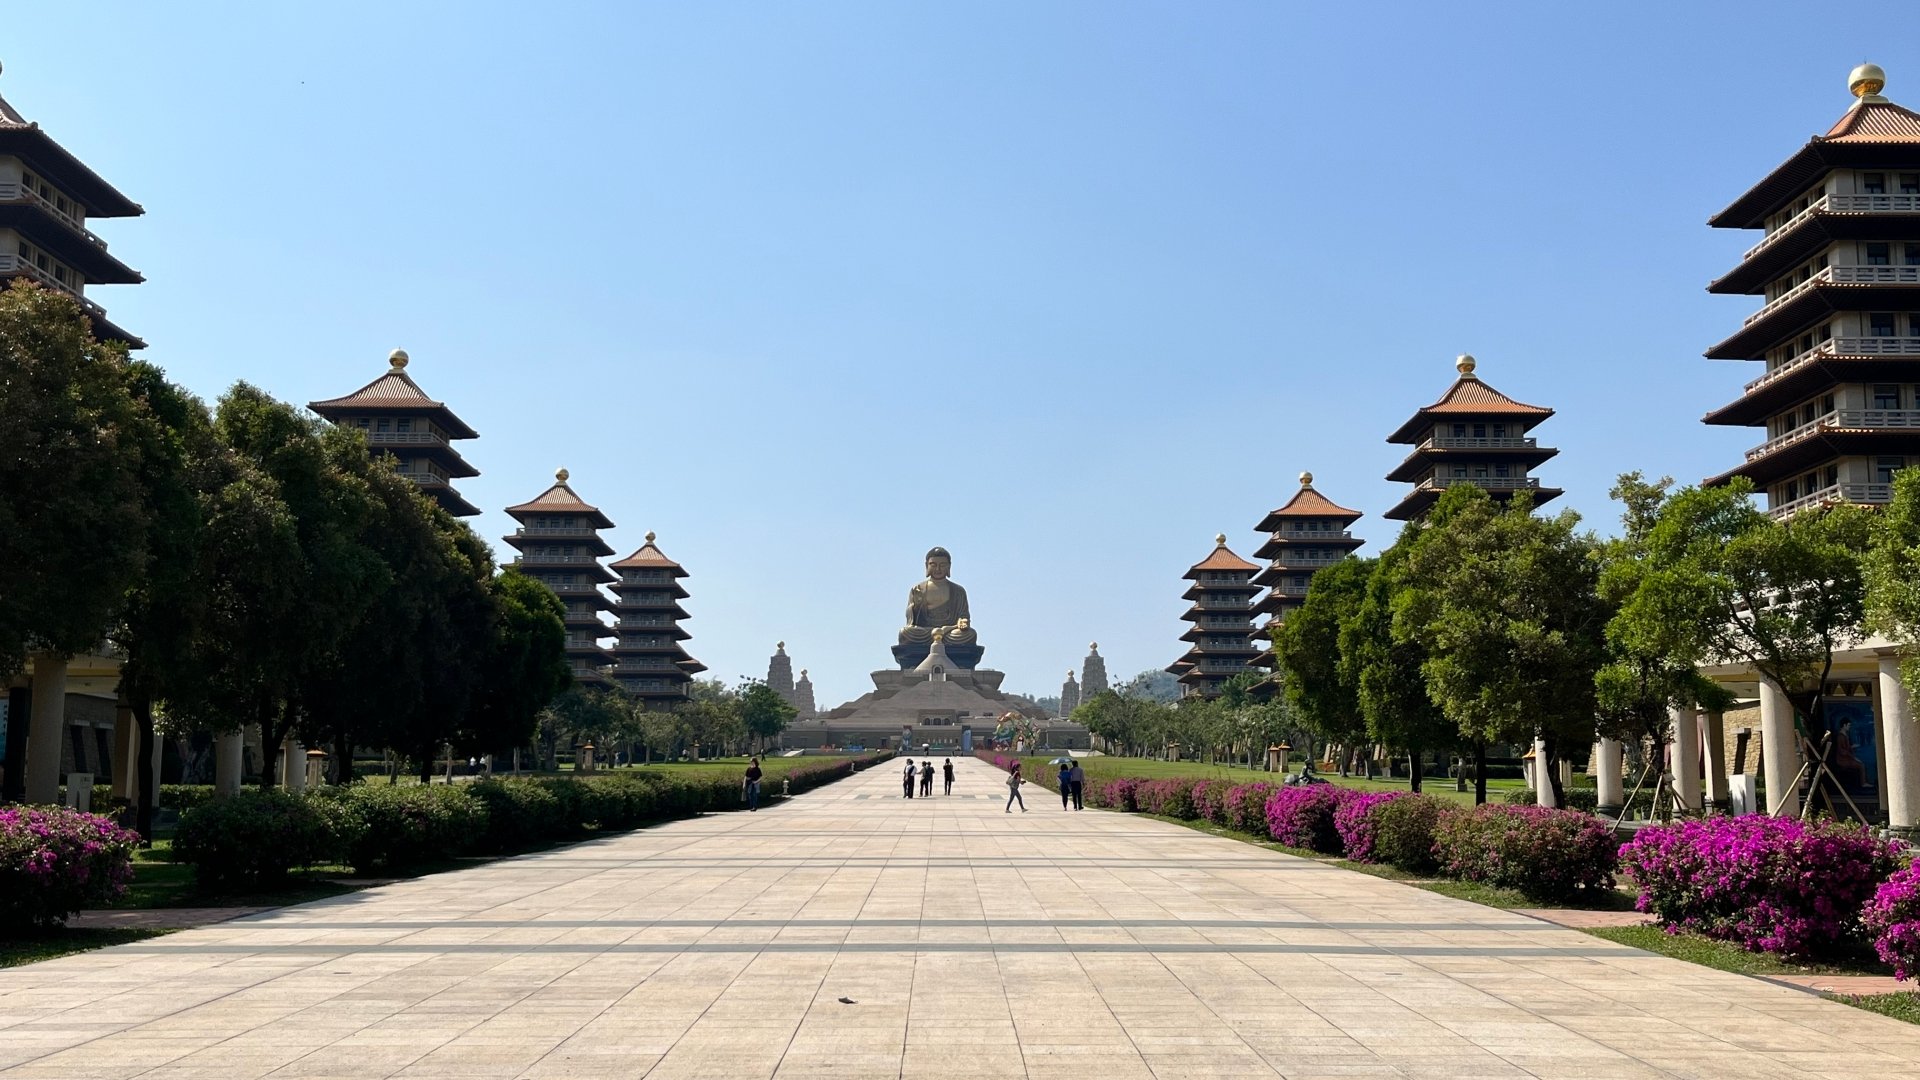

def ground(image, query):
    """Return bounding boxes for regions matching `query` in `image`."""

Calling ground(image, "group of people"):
[902,757,955,798]
[1054,760,1086,810]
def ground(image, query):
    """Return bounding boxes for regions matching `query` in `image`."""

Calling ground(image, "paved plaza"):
[5,758,1920,1079]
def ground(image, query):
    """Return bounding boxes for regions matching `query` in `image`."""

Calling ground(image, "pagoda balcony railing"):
[1272,552,1345,566]
[1769,482,1896,519]
[366,431,449,448]
[615,661,682,672]
[1269,583,1310,597]
[394,469,451,486]
[620,574,675,585]
[1193,598,1253,610]
[1421,435,1538,451]
[1749,265,1920,327]
[513,526,598,538]
[546,582,607,595]
[1746,195,1920,259]
[1746,336,1920,392]
[0,182,110,250]
[513,555,602,565]
[1416,476,1541,492]
[1747,409,1920,461]
[618,616,672,627]
[1271,527,1353,540]
[0,255,106,318]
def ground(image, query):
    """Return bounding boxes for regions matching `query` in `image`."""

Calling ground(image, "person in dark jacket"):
[1068,762,1085,810]
[903,758,916,798]
[743,758,764,811]
[942,758,955,795]
[1057,762,1073,809]
[919,760,934,797]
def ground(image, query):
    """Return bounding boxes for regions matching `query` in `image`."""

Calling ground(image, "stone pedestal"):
[214,730,243,796]
[1671,705,1702,811]
[1703,710,1730,810]
[1595,738,1625,816]
[1880,657,1920,832]
[893,641,984,671]
[25,654,68,806]
[1532,738,1556,807]
[1759,682,1801,816]
[282,739,307,793]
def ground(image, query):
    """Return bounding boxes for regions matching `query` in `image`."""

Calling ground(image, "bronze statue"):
[900,547,977,645]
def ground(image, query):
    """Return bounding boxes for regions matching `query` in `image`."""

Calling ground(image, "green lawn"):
[1833,992,1920,1024]
[1587,924,1895,979]
[115,840,360,911]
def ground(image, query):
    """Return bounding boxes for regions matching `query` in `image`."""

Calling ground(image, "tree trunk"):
[418,743,435,784]
[1473,741,1487,805]
[131,695,157,843]
[1409,746,1423,794]
[332,728,353,785]
[1543,735,1566,808]
[257,695,289,789]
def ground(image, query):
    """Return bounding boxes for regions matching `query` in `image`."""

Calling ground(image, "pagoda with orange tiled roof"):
[503,469,616,686]
[609,532,705,701]
[1253,471,1365,629]
[1168,534,1263,699]
[0,69,145,347]
[311,349,482,516]
[1702,63,1920,517]
[1383,355,1561,521]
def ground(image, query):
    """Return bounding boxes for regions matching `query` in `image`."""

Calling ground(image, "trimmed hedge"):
[1265,785,1362,854]
[1366,793,1455,874]
[174,753,892,884]
[1,805,141,930]
[1434,804,1617,903]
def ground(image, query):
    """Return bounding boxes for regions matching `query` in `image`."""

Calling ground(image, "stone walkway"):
[4,756,1919,1079]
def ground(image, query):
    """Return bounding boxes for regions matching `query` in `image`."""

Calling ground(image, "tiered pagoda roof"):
[1253,471,1365,635]
[311,350,482,516]
[609,532,705,701]
[1383,355,1561,521]
[0,74,145,346]
[1167,535,1262,699]
[1701,64,1920,518]
[503,469,616,686]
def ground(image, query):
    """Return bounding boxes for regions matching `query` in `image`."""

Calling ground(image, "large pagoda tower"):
[1059,671,1081,718]
[767,642,798,706]
[1167,535,1263,699]
[310,349,482,517]
[1702,64,1920,516]
[503,469,616,686]
[609,532,705,702]
[0,69,144,346]
[1253,472,1366,627]
[1081,643,1109,697]
[1384,355,1561,521]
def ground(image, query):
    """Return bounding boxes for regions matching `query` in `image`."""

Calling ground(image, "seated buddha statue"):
[899,547,978,646]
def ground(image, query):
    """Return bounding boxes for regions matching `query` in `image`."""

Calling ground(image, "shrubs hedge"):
[1864,864,1920,981]
[1265,785,1361,854]
[171,789,353,887]
[1618,815,1902,957]
[325,783,489,871]
[1366,794,1455,874]
[1221,782,1279,834]
[1135,779,1197,819]
[1433,804,1617,903]
[1332,792,1403,864]
[1,805,141,930]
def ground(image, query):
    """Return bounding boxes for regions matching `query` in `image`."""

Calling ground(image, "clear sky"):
[6,3,1913,709]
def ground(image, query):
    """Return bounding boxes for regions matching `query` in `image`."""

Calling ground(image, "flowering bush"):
[1190,781,1231,825]
[1333,792,1404,863]
[1222,782,1279,834]
[173,790,352,887]
[1433,804,1617,903]
[1136,779,1199,819]
[0,805,141,929]
[1087,777,1142,812]
[1620,816,1902,957]
[1368,794,1455,874]
[1864,864,1920,981]
[1264,785,1362,853]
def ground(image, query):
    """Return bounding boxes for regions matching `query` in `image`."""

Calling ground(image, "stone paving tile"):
[5,757,1920,1078]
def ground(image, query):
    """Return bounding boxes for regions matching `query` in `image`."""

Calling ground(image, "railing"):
[1746,337,1920,392]
[621,574,674,585]
[365,431,448,447]
[618,617,672,627]
[1193,598,1253,610]
[0,255,106,317]
[616,661,682,672]
[546,581,606,594]
[1742,264,1920,328]
[1829,193,1920,213]
[1272,527,1352,540]
[1422,435,1538,450]
[1272,552,1345,566]
[1750,196,1830,258]
[513,555,602,565]
[1769,482,1895,519]
[394,469,450,486]
[1748,409,1920,461]
[513,526,597,537]
[1269,583,1310,597]
[1416,476,1542,491]
[0,181,108,249]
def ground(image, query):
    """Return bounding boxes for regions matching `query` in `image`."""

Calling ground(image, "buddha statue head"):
[925,547,952,581]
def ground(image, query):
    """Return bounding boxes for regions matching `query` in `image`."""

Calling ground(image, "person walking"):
[903,758,916,799]
[743,757,764,812]
[1057,761,1073,810]
[1068,761,1085,810]
[942,758,955,795]
[1005,762,1028,813]
[919,760,934,797]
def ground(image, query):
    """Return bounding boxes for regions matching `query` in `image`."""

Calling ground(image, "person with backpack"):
[1005,762,1028,813]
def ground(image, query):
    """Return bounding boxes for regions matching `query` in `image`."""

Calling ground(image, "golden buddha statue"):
[900,547,977,646]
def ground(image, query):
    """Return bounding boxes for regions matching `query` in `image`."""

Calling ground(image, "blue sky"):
[7,3,1913,708]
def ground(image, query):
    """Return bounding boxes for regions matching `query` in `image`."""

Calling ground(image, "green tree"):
[1342,542,1454,794]
[460,568,573,759]
[1867,467,1920,696]
[1395,485,1607,806]
[0,281,151,685]
[1273,557,1374,770]
[1612,477,1871,808]
[737,680,797,753]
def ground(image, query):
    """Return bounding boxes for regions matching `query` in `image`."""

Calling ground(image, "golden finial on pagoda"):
[1090,642,1098,651]
[1456,354,1478,377]
[776,641,785,650]
[1850,63,1888,102]
[1215,533,1227,546]
[555,467,569,483]
[388,348,409,372]
[645,531,656,543]
[1299,471,1314,487]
